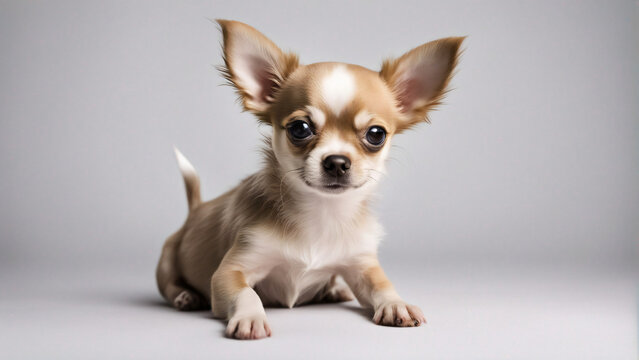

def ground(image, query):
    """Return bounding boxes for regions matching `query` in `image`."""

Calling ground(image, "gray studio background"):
[1,1,637,359]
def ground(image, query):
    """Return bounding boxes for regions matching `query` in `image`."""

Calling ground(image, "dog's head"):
[218,20,463,196]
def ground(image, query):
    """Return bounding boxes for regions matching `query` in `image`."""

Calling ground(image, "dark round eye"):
[365,126,386,147]
[287,119,314,141]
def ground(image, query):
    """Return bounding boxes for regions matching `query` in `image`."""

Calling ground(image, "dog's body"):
[156,20,463,340]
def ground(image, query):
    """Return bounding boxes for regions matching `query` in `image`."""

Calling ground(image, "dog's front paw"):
[225,314,272,340]
[373,302,426,327]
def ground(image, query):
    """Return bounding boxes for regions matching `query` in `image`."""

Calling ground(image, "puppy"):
[156,20,463,340]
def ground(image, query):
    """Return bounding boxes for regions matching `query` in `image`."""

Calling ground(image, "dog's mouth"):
[294,168,368,194]
[321,182,349,193]
[303,179,365,194]
[304,179,347,193]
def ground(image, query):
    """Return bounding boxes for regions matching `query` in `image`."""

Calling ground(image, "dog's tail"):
[173,147,201,211]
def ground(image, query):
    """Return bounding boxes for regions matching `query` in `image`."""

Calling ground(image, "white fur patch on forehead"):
[321,66,356,116]
[306,106,326,129]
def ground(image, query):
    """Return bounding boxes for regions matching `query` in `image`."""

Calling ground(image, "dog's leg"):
[156,230,207,311]
[341,256,426,327]
[210,251,271,340]
[165,284,207,311]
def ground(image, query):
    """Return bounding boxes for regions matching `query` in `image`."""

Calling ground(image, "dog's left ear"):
[380,37,464,131]
[217,20,299,119]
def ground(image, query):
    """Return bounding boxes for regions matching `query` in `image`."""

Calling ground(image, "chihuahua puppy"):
[156,20,463,340]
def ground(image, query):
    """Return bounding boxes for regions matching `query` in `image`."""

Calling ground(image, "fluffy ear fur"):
[217,20,299,122]
[380,37,464,131]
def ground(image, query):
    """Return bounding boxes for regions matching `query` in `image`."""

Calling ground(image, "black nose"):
[323,155,351,177]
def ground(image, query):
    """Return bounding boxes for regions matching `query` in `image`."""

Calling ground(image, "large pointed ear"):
[380,37,464,130]
[217,20,299,119]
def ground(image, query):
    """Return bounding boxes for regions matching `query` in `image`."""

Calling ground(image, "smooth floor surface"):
[0,264,636,360]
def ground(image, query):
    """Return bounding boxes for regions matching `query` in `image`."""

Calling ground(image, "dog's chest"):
[247,218,381,307]
[254,256,334,307]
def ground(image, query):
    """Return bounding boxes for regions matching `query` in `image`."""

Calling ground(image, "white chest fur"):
[241,194,383,307]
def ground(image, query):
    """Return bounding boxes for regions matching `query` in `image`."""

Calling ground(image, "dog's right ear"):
[217,20,299,120]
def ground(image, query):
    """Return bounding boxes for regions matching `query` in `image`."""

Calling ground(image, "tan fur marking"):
[228,270,248,289]
[363,265,393,291]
